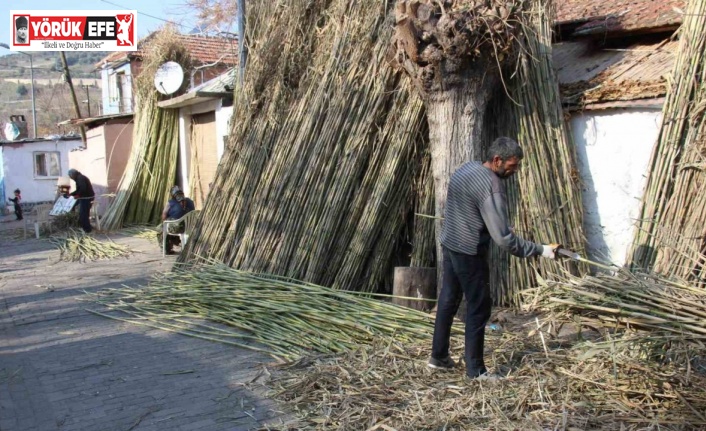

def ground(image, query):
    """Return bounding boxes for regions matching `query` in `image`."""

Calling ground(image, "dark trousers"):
[431,246,491,377]
[78,198,93,233]
[13,204,22,220]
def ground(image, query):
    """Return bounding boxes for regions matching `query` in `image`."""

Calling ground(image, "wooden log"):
[393,267,436,311]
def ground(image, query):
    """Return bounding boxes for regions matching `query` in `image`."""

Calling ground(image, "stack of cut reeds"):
[629,0,706,282]
[101,27,190,230]
[527,269,706,340]
[49,229,133,262]
[178,0,427,292]
[87,261,448,362]
[120,224,160,241]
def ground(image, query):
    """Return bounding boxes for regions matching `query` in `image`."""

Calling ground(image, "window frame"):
[33,151,62,179]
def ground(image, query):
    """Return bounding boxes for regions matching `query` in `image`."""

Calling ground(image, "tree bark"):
[393,267,436,311]
[425,77,496,292]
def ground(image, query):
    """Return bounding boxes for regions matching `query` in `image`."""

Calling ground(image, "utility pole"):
[237,0,247,85]
[83,84,91,117]
[60,51,87,145]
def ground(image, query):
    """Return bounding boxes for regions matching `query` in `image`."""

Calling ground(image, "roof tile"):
[97,33,238,68]
[557,0,685,34]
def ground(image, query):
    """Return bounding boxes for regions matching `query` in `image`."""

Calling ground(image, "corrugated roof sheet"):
[195,68,236,94]
[96,33,238,68]
[554,39,676,105]
[557,0,684,35]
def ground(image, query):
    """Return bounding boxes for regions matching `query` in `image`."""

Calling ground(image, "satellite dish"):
[154,61,184,95]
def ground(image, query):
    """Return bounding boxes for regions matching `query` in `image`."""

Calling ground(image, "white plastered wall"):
[570,108,662,266]
[2,139,83,205]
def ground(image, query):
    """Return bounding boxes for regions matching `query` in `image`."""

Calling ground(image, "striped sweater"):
[440,161,543,257]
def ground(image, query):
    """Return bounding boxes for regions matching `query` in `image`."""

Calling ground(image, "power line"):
[99,0,192,30]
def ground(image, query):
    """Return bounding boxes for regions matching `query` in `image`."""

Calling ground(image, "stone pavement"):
[0,217,288,431]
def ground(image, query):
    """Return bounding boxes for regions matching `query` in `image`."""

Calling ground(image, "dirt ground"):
[0,214,289,431]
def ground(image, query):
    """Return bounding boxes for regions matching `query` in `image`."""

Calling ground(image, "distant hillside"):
[0,51,111,79]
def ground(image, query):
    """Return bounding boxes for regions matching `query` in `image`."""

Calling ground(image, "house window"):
[34,151,61,178]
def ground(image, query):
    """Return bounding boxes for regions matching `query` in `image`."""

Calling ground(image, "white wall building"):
[158,69,235,209]
[1,137,83,212]
[554,38,675,267]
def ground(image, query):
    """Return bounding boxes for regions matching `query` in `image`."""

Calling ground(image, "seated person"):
[161,186,195,254]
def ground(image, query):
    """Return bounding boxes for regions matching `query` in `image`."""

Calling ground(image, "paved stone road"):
[0,218,287,431]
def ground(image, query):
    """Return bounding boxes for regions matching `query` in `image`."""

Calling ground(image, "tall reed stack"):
[630,0,706,283]
[179,0,585,298]
[101,28,191,230]
[179,0,427,292]
[485,0,587,305]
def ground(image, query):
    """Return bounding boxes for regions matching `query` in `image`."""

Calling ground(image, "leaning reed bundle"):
[410,150,436,268]
[49,229,132,262]
[268,328,706,430]
[528,270,706,339]
[86,262,444,361]
[101,28,190,230]
[179,0,427,292]
[484,0,587,306]
[629,0,706,277]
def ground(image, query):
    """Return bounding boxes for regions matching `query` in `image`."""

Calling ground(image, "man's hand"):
[541,243,562,259]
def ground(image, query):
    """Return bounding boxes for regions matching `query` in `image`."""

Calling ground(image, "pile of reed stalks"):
[179,0,427,292]
[101,27,190,230]
[86,262,447,362]
[526,268,706,340]
[629,0,706,282]
[120,224,160,240]
[480,0,587,306]
[49,229,133,262]
[265,325,706,430]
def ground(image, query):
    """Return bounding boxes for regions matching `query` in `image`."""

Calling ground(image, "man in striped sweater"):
[428,137,560,380]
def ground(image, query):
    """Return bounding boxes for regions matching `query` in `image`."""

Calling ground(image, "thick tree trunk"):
[425,77,496,293]
[393,266,436,311]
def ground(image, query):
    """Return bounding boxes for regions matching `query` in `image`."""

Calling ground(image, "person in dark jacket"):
[8,188,22,220]
[161,186,195,254]
[67,169,95,233]
[427,137,561,381]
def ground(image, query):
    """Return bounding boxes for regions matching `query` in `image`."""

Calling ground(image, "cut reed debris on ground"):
[85,261,706,430]
[86,262,451,362]
[49,229,133,262]
[264,331,706,431]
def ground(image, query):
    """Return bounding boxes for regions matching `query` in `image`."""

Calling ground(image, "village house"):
[1,136,83,212]
[61,33,238,215]
[95,33,238,115]
[553,0,683,265]
[157,68,235,209]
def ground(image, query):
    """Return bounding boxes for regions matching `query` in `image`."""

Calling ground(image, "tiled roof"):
[556,0,685,35]
[96,33,238,68]
[554,39,676,105]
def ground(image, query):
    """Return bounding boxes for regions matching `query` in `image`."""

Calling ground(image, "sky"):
[1,0,205,56]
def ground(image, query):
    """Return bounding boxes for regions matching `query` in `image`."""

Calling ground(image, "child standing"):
[8,189,22,220]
